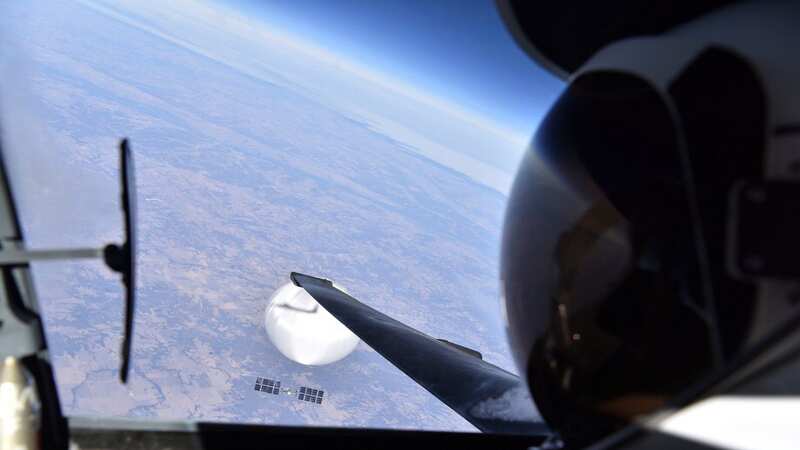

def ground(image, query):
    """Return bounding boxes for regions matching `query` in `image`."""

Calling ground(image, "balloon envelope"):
[265,282,359,365]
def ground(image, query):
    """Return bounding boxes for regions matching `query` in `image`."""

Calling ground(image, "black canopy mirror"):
[0,138,138,383]
[103,138,136,383]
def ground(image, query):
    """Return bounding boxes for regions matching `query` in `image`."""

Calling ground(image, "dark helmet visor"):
[501,71,715,442]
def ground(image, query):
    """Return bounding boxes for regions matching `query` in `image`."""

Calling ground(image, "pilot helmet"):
[498,2,800,445]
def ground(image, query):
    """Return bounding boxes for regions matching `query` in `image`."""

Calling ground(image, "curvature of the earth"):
[0,0,525,432]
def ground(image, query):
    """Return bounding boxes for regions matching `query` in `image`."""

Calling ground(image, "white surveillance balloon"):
[264,281,360,365]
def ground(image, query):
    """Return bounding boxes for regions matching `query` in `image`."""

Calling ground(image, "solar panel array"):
[254,377,281,395]
[298,386,324,404]
[252,377,325,404]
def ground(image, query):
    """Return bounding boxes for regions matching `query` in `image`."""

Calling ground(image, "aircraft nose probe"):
[0,139,137,383]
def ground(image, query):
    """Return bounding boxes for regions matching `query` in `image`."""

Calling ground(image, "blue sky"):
[224,0,564,137]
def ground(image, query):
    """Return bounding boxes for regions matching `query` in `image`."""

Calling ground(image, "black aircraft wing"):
[290,272,548,435]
